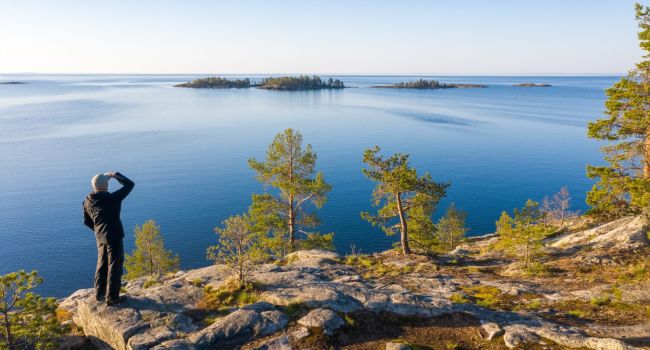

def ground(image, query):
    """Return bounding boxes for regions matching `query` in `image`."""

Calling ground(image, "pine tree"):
[1,270,65,350]
[124,220,180,280]
[248,128,331,251]
[493,200,551,268]
[207,215,268,288]
[587,3,650,220]
[361,146,449,255]
[435,204,469,253]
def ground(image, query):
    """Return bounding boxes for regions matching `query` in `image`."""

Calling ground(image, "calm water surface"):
[0,74,615,296]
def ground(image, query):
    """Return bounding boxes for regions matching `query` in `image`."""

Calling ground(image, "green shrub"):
[189,278,204,287]
[462,285,502,308]
[125,220,180,280]
[591,296,611,306]
[197,279,261,311]
[143,279,159,289]
[450,293,469,304]
[568,309,587,318]
[526,299,542,310]
[300,232,335,251]
[0,270,66,350]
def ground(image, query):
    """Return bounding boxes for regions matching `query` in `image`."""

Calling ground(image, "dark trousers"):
[95,239,124,301]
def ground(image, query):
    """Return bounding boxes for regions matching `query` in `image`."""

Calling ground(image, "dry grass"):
[196,278,261,311]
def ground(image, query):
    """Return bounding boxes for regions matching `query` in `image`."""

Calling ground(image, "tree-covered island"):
[174,77,253,88]
[372,79,487,89]
[174,75,346,90]
[257,75,345,90]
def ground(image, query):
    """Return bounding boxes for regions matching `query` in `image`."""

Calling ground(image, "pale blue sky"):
[0,1,644,74]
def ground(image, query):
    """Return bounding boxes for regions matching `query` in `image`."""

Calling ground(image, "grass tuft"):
[197,278,261,311]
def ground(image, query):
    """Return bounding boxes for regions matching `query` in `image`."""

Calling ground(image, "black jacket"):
[83,172,134,243]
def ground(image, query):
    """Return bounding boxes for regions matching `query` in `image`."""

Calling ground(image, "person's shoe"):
[95,295,105,303]
[106,296,126,306]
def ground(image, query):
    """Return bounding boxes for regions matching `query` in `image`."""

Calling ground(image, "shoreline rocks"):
[60,217,648,349]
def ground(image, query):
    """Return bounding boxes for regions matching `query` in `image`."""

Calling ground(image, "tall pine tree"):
[587,3,650,220]
[361,146,449,255]
[248,128,331,250]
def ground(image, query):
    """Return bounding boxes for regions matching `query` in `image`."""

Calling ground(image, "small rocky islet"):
[59,215,650,350]
[513,83,552,87]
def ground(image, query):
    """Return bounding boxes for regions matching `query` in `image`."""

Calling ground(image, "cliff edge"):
[60,217,649,350]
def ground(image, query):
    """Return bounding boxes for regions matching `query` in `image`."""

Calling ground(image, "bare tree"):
[541,187,577,225]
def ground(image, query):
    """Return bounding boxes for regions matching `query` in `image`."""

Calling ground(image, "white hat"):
[92,173,110,191]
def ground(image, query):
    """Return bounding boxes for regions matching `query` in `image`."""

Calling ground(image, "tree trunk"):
[4,310,14,350]
[288,152,296,251]
[645,129,650,179]
[288,195,295,249]
[395,192,411,255]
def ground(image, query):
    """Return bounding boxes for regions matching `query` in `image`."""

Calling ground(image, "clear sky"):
[0,0,644,75]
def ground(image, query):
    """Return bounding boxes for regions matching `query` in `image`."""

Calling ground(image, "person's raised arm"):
[108,172,134,201]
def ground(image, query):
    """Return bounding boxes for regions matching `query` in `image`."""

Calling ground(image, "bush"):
[0,270,66,350]
[493,200,552,268]
[299,232,335,251]
[207,215,268,288]
[461,285,503,309]
[197,279,261,311]
[591,296,611,306]
[124,220,180,280]
[450,293,469,304]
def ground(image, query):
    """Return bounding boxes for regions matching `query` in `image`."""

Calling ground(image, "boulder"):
[290,326,310,341]
[127,326,175,350]
[74,298,148,350]
[297,308,344,335]
[285,249,340,261]
[253,334,293,350]
[503,325,540,348]
[260,284,363,313]
[385,342,411,350]
[480,321,503,341]
[188,302,288,349]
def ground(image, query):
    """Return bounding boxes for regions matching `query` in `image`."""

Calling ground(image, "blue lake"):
[0,74,615,297]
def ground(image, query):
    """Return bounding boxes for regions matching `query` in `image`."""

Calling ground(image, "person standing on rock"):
[83,171,134,306]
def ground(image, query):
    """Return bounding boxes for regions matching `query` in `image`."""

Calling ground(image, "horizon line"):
[0,72,628,77]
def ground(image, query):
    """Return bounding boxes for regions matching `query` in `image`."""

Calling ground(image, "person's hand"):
[104,172,117,178]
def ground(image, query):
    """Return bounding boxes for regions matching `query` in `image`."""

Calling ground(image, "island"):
[0,81,26,84]
[174,75,346,91]
[513,83,551,87]
[174,77,252,88]
[372,79,487,89]
[257,75,345,90]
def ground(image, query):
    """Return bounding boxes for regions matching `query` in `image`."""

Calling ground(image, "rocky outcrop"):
[549,216,647,252]
[297,308,344,335]
[61,216,649,350]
